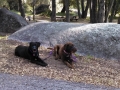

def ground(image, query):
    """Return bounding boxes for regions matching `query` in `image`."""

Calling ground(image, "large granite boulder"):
[0,8,28,33]
[8,22,120,60]
[35,4,49,14]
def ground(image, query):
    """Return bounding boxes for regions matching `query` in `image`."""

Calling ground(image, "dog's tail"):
[47,47,54,50]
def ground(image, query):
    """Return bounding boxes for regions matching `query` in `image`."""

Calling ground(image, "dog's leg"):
[36,57,48,66]
[64,61,74,69]
[30,57,48,67]
[47,47,53,50]
[62,57,74,69]
[54,46,59,60]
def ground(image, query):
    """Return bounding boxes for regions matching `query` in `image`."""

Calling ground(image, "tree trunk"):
[65,0,70,22]
[90,0,92,23]
[109,0,116,22]
[33,6,35,20]
[18,0,25,18]
[76,0,81,18]
[90,0,97,23]
[104,0,114,22]
[7,1,14,10]
[104,0,108,21]
[81,0,90,18]
[118,17,120,24]
[93,0,97,23]
[98,0,105,23]
[83,0,90,18]
[32,0,36,21]
[81,0,85,18]
[61,0,65,13]
[51,0,56,21]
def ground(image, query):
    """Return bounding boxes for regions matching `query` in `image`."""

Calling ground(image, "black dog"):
[15,42,48,67]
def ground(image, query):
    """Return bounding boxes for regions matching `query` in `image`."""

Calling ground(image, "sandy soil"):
[0,32,120,88]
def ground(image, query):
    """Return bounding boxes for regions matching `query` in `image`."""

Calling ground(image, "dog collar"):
[64,50,78,62]
[64,50,69,54]
[64,50,71,57]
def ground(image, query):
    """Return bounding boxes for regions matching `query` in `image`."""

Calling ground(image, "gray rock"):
[0,73,119,90]
[8,22,120,60]
[0,8,28,33]
[35,4,50,14]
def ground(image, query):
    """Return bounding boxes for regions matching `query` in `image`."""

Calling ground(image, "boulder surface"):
[0,8,28,33]
[8,22,120,60]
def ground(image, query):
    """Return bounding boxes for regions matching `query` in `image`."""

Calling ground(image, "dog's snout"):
[71,45,77,53]
[33,46,37,51]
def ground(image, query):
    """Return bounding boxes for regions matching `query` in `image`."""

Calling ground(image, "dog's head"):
[29,42,41,57]
[63,42,77,54]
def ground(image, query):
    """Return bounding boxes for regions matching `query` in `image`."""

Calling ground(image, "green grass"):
[56,12,66,16]
[10,10,33,16]
[0,35,7,40]
[86,55,94,59]
[11,10,20,15]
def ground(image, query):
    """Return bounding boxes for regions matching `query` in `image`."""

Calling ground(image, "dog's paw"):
[55,55,59,60]
[55,57,58,60]
[31,60,48,67]
[64,61,74,69]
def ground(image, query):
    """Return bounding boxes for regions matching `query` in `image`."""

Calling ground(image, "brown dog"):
[48,42,77,68]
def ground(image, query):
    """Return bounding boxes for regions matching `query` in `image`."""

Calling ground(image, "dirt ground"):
[27,15,118,24]
[0,31,120,88]
[0,15,119,88]
[27,15,91,24]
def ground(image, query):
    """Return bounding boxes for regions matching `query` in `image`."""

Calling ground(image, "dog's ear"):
[36,42,41,47]
[64,42,77,53]
[30,42,33,46]
[63,43,69,51]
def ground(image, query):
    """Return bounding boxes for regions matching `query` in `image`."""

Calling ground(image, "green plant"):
[11,10,20,15]
[86,55,94,59]
[23,3,32,14]
[56,12,66,16]
[40,9,52,17]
